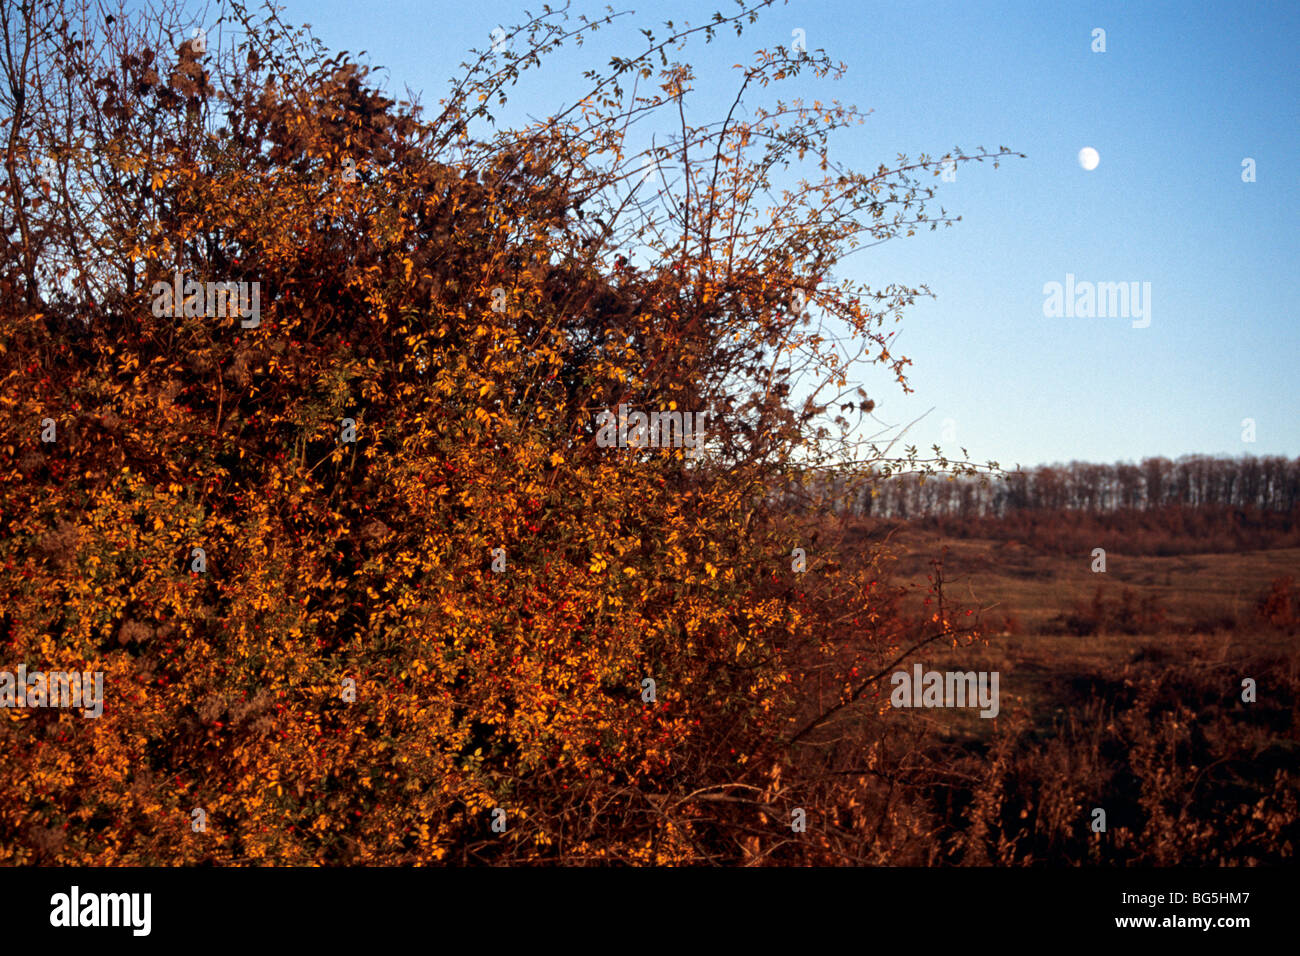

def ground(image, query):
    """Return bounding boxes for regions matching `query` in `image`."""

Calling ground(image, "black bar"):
[5,865,1286,944]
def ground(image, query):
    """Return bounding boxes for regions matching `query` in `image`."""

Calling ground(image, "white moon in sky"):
[1078,147,1100,171]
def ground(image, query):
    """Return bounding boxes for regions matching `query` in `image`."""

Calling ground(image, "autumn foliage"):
[0,0,1019,864]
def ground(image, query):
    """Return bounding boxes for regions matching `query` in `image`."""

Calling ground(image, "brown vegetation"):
[1,0,1291,867]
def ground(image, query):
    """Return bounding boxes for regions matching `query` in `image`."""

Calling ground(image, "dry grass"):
[884,529,1300,635]
[785,525,1300,864]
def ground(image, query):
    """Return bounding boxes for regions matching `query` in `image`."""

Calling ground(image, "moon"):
[1078,147,1100,171]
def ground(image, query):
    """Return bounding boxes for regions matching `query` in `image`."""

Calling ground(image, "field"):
[805,523,1300,864]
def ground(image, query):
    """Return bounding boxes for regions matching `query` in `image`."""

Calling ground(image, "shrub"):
[1256,576,1299,632]
[0,0,1004,864]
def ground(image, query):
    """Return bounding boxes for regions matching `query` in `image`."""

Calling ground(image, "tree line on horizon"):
[792,454,1300,519]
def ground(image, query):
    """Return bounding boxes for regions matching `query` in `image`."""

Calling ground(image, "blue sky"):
[222,0,1297,469]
